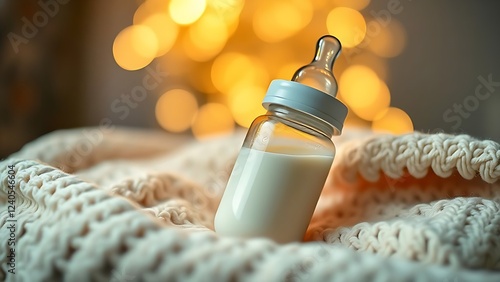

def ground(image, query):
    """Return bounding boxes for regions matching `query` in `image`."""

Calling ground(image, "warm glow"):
[207,0,244,18]
[189,63,218,94]
[169,0,207,25]
[184,13,228,62]
[228,85,267,128]
[348,52,389,81]
[326,7,366,48]
[253,0,313,43]
[368,20,407,58]
[125,0,413,134]
[224,17,240,37]
[276,62,303,80]
[372,107,414,134]
[332,0,371,10]
[156,89,199,132]
[113,25,158,70]
[351,80,391,121]
[133,0,169,24]
[257,45,294,79]
[339,65,380,110]
[140,14,179,57]
[192,103,235,139]
[344,109,371,128]
[206,0,243,36]
[207,0,243,11]
[211,52,269,95]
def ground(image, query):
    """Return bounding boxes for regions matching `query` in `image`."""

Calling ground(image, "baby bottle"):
[214,35,348,243]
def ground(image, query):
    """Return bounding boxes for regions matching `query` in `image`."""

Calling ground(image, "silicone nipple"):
[291,35,341,97]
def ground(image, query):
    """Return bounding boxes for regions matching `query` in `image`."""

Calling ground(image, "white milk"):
[214,147,333,243]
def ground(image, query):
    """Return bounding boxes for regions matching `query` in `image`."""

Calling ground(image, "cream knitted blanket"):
[1,127,500,281]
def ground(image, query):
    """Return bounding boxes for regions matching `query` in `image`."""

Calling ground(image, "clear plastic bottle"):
[214,35,348,243]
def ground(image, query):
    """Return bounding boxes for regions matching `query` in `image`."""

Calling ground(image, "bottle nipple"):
[291,35,341,97]
[262,35,347,135]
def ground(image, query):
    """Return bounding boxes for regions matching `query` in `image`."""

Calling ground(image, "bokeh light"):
[351,80,391,121]
[348,52,389,80]
[113,25,158,70]
[184,13,228,62]
[344,109,371,128]
[332,0,371,10]
[206,0,244,36]
[133,0,169,24]
[368,19,407,58]
[326,7,366,48]
[192,103,235,139]
[169,0,207,25]
[258,45,294,78]
[228,85,267,127]
[155,89,199,132]
[253,0,313,43]
[211,52,269,95]
[189,63,218,94]
[113,0,411,135]
[139,13,179,57]
[339,65,380,110]
[207,0,244,20]
[276,62,303,80]
[372,107,414,134]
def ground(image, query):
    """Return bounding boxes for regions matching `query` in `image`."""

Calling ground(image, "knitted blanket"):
[1,127,500,281]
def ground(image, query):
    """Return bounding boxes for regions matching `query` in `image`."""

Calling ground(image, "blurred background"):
[1,0,500,158]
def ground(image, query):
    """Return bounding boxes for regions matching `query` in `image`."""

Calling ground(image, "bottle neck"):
[266,104,334,138]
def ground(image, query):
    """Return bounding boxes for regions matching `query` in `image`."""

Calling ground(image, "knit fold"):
[1,128,499,281]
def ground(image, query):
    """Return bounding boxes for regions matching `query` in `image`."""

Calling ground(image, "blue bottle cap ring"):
[262,79,348,135]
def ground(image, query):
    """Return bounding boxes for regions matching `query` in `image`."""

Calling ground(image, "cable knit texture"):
[1,127,500,281]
